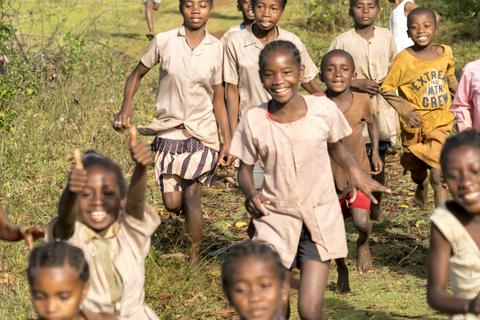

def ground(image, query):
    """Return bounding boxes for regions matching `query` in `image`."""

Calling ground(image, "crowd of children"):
[2,0,480,319]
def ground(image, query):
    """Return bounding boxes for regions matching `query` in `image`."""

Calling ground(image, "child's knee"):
[153,3,160,10]
[162,193,182,213]
[352,209,371,233]
[298,300,325,320]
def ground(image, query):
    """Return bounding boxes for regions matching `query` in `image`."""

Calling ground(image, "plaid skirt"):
[151,136,219,187]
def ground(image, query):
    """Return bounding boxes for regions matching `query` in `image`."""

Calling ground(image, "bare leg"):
[352,208,372,274]
[182,180,203,268]
[334,258,351,294]
[430,168,448,207]
[370,150,386,220]
[298,260,330,320]
[162,191,182,213]
[411,164,429,210]
[144,0,155,38]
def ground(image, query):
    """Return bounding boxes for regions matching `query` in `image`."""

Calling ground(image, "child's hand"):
[351,79,380,95]
[129,127,153,166]
[217,142,234,167]
[68,149,87,193]
[113,109,132,131]
[370,152,383,175]
[245,192,271,218]
[403,110,422,128]
[20,226,45,250]
[348,167,391,204]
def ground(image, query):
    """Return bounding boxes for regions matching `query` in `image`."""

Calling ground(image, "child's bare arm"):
[381,90,422,128]
[328,140,390,203]
[226,83,240,136]
[427,224,480,314]
[213,84,233,167]
[55,149,86,240]
[125,128,153,221]
[367,114,383,175]
[301,80,324,96]
[351,79,380,95]
[237,162,270,218]
[0,207,44,249]
[113,62,151,131]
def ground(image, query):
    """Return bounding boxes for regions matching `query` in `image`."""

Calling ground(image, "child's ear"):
[120,198,127,209]
[353,71,357,80]
[299,64,305,81]
[319,71,324,83]
[348,7,354,18]
[81,281,90,301]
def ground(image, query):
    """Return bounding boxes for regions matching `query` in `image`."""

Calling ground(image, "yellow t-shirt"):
[382,44,456,133]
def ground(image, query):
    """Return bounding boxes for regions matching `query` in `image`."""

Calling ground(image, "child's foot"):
[412,180,429,210]
[146,33,154,40]
[357,242,372,274]
[336,263,351,294]
[189,247,201,270]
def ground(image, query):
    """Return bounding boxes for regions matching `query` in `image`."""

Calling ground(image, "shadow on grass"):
[109,32,143,39]
[325,295,440,319]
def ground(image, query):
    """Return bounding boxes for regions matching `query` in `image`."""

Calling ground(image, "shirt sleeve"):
[363,97,374,124]
[445,46,458,95]
[140,35,162,68]
[229,114,258,165]
[380,55,414,117]
[121,206,161,258]
[388,32,397,63]
[295,40,318,83]
[451,68,473,131]
[213,42,224,86]
[326,100,353,143]
[223,37,239,85]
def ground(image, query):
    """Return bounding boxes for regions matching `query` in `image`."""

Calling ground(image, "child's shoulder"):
[373,26,394,38]
[277,27,303,44]
[352,92,373,108]
[332,28,356,42]
[304,95,340,116]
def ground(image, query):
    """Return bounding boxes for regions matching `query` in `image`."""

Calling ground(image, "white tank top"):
[388,0,415,52]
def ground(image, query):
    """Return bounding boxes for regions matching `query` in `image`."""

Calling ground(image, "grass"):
[0,0,479,319]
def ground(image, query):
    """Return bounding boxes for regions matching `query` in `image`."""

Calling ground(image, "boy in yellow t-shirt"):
[381,7,458,209]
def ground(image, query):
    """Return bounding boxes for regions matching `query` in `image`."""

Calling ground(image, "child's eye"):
[81,191,93,197]
[59,292,71,300]
[32,292,46,300]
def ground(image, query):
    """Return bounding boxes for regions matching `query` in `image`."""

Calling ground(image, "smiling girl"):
[47,129,160,320]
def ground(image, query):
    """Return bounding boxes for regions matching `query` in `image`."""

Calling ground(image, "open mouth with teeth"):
[416,36,428,41]
[89,210,108,223]
[271,88,289,94]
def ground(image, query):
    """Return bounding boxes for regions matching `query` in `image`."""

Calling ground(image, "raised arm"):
[213,84,233,166]
[113,62,151,131]
[328,140,390,203]
[125,127,153,221]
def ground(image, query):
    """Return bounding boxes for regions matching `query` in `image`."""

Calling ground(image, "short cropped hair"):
[407,7,437,27]
[349,0,379,7]
[320,49,355,73]
[440,130,480,172]
[252,0,287,9]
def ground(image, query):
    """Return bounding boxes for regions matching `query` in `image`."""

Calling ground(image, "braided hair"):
[221,240,286,301]
[28,242,89,285]
[82,150,126,198]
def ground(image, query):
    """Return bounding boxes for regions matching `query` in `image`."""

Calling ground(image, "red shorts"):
[339,190,371,219]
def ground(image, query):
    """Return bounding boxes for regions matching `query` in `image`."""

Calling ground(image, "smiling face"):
[31,266,88,320]
[238,0,255,23]
[407,12,437,48]
[443,146,480,215]
[181,0,212,31]
[350,0,378,28]
[260,49,303,105]
[78,166,122,236]
[253,0,283,31]
[228,256,287,320]
[320,52,356,94]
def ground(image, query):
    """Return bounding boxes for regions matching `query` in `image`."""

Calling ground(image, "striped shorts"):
[151,136,219,192]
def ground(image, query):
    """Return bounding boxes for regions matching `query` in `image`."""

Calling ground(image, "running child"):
[224,0,322,136]
[28,242,116,320]
[144,0,161,40]
[451,59,480,131]
[221,240,289,320]
[0,206,44,249]
[113,0,232,266]
[427,130,480,319]
[330,0,397,220]
[220,0,255,44]
[388,0,417,52]
[230,40,390,319]
[381,7,458,209]
[47,128,160,320]
[320,49,382,292]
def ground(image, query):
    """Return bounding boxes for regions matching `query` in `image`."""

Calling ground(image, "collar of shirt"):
[244,24,283,49]
[83,221,120,243]
[177,25,216,47]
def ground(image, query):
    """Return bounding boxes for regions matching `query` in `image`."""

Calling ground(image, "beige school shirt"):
[47,206,161,320]
[230,95,351,267]
[138,26,223,151]
[330,27,399,141]
[430,205,480,320]
[224,25,319,117]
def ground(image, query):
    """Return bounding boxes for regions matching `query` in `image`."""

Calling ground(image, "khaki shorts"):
[160,174,185,193]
